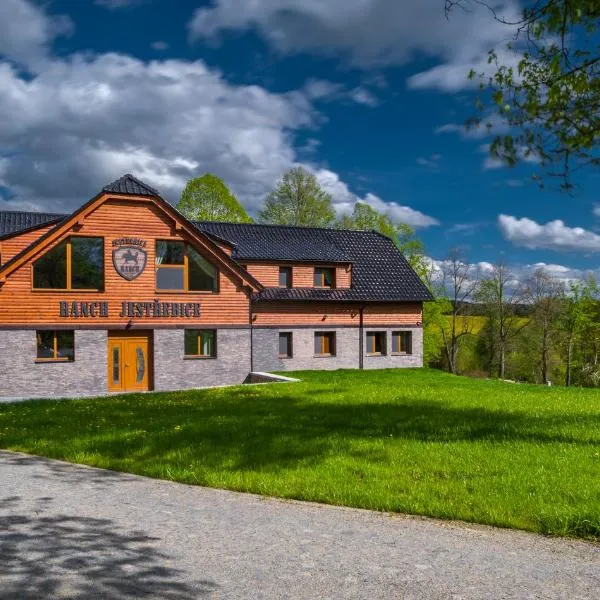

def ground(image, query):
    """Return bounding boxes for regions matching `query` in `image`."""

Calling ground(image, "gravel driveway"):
[1,450,598,599]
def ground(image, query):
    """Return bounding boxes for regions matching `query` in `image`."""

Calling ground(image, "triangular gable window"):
[155,240,218,292]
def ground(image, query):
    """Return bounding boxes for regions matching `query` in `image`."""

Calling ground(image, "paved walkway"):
[0,451,598,599]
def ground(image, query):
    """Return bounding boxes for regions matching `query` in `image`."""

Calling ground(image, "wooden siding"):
[244,263,351,289]
[0,224,57,264]
[0,199,251,327]
[252,302,422,326]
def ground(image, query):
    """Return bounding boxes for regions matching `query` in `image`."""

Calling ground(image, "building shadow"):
[0,495,216,600]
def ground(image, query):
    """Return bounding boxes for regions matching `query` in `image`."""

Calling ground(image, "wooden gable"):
[0,192,261,328]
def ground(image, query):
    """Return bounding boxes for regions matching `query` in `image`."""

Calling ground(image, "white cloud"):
[302,78,344,100]
[498,215,600,252]
[0,0,72,69]
[188,0,522,91]
[593,204,600,217]
[302,79,379,107]
[348,87,379,107]
[0,0,439,224]
[435,113,510,140]
[315,169,439,228]
[0,52,319,214]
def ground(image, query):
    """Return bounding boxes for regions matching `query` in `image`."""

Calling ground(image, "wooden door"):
[108,332,152,392]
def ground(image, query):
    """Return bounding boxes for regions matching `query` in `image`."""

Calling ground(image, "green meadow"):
[1,368,599,540]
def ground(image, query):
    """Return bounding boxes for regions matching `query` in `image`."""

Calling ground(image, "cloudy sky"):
[1,0,599,284]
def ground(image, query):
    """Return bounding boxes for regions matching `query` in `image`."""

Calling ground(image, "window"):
[392,331,412,355]
[156,241,218,292]
[279,266,292,288]
[366,331,387,356]
[314,267,335,288]
[314,332,336,356]
[279,332,293,358]
[36,330,74,362]
[33,237,103,290]
[184,329,216,358]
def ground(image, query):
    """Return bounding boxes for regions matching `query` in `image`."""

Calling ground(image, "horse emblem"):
[112,246,147,281]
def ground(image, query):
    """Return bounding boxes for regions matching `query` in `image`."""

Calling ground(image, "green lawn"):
[1,369,599,540]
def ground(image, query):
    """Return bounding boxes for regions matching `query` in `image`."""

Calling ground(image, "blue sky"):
[1,0,599,283]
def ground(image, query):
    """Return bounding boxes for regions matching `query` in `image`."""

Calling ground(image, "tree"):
[446,0,600,190]
[259,167,335,227]
[177,174,252,223]
[525,267,564,384]
[439,249,478,375]
[558,276,599,385]
[335,202,397,238]
[475,263,529,379]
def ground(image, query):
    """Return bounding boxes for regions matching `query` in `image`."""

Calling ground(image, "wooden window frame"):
[32,236,104,292]
[184,329,217,359]
[278,266,293,289]
[278,332,293,358]
[155,240,219,294]
[314,331,336,357]
[35,330,75,363]
[392,331,412,355]
[314,267,336,289]
[366,331,387,356]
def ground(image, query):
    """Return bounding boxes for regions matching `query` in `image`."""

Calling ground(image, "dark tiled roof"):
[0,211,67,237]
[196,221,349,262]
[195,222,432,302]
[103,174,159,197]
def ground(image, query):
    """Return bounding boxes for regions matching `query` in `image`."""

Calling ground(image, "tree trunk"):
[541,327,548,384]
[566,336,572,387]
[498,342,506,379]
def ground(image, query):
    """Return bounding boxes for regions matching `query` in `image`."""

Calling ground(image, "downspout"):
[359,305,365,370]
[249,288,254,373]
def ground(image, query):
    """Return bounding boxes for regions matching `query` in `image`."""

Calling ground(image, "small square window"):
[278,332,293,358]
[314,332,336,356]
[392,331,412,355]
[314,267,335,288]
[279,266,293,288]
[36,330,74,362]
[366,331,386,356]
[184,329,216,358]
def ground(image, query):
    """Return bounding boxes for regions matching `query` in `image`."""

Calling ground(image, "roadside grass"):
[0,368,599,540]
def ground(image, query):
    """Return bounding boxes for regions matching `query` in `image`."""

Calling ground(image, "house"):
[0,174,432,399]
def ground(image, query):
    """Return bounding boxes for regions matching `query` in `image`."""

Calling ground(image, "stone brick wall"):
[153,328,251,391]
[0,329,107,400]
[252,327,358,372]
[252,326,423,372]
[362,327,423,369]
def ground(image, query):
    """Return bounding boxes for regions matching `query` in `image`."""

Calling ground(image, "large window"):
[279,332,293,358]
[392,331,412,355]
[33,237,103,290]
[366,331,386,356]
[36,330,74,362]
[184,329,216,358]
[279,266,292,288]
[314,267,335,288]
[314,331,336,356]
[156,241,218,292]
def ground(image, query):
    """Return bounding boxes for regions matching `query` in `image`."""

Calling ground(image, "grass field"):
[1,369,599,540]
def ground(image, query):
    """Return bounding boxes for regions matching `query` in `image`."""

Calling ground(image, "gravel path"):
[1,450,598,599]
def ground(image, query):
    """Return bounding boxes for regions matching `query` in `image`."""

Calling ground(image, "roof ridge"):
[102,173,160,196]
[195,220,384,235]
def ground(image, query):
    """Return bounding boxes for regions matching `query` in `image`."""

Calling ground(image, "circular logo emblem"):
[112,246,147,281]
